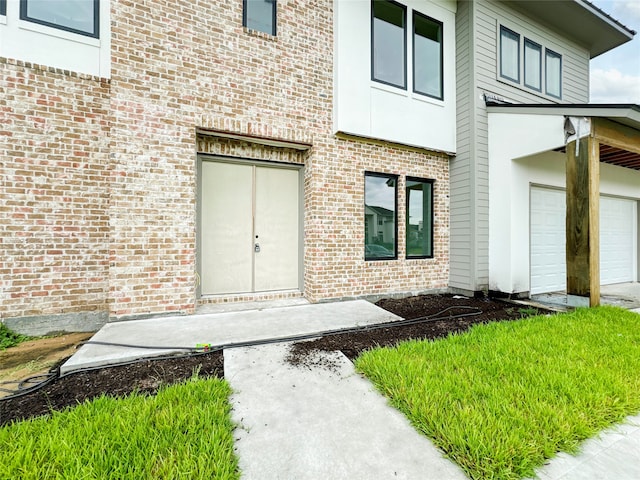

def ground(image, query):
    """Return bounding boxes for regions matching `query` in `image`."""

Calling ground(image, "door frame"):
[196,154,305,298]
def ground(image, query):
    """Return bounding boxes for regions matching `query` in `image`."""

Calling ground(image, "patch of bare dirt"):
[0,332,94,399]
[0,294,547,427]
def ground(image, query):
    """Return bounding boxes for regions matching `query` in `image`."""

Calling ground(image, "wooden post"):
[566,135,600,307]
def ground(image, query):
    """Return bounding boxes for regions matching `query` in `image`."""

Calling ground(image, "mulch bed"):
[1,294,545,427]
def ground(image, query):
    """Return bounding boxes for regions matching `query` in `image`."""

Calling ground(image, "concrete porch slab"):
[60,300,401,374]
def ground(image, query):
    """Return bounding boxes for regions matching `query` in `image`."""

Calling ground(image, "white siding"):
[451,0,592,292]
[0,0,110,77]
[334,0,457,153]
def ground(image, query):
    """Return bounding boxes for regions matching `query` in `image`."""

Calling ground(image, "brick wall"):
[2,0,450,331]
[0,58,110,332]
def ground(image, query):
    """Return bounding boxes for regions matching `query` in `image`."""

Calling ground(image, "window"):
[500,26,520,83]
[365,172,398,260]
[372,0,406,89]
[243,0,276,36]
[406,178,433,258]
[546,49,562,98]
[1,0,6,17]
[524,39,541,91]
[20,0,99,38]
[413,12,443,99]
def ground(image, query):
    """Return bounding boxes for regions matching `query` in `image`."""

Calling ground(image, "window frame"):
[523,38,542,92]
[364,171,399,261]
[545,48,562,99]
[405,177,434,259]
[19,0,100,39]
[371,0,407,90]
[499,25,520,83]
[412,10,443,100]
[243,0,277,36]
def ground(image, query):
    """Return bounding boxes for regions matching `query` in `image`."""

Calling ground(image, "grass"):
[356,306,640,480]
[0,375,239,479]
[0,324,29,350]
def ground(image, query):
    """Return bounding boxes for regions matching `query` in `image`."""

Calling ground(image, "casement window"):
[500,26,520,83]
[524,38,542,91]
[243,0,276,36]
[406,178,434,258]
[413,12,443,99]
[545,49,562,98]
[365,172,398,260]
[372,0,406,89]
[20,0,99,38]
[1,0,6,17]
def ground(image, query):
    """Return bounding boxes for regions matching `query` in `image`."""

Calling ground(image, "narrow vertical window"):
[524,39,542,91]
[20,0,99,38]
[545,49,562,98]
[500,26,520,83]
[0,0,6,17]
[372,0,406,89]
[243,0,276,36]
[365,173,398,260]
[413,12,443,99]
[406,178,433,258]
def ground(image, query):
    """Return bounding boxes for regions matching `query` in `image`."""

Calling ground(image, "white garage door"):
[530,187,637,295]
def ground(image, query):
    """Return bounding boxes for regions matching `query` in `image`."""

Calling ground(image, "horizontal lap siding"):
[452,0,590,291]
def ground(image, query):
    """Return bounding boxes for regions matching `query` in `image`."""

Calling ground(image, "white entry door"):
[200,161,300,295]
[530,186,637,294]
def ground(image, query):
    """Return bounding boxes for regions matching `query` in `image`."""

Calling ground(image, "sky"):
[589,0,640,103]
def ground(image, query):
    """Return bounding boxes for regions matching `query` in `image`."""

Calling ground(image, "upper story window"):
[20,0,99,38]
[243,0,276,36]
[372,0,406,89]
[413,12,443,100]
[546,49,562,98]
[500,26,520,83]
[499,25,562,100]
[1,0,6,17]
[524,39,542,91]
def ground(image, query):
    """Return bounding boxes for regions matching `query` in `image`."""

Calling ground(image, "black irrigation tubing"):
[0,306,482,401]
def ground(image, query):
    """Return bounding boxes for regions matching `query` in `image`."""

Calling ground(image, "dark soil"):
[0,294,546,427]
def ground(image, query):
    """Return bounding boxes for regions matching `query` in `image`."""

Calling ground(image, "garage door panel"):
[530,186,637,294]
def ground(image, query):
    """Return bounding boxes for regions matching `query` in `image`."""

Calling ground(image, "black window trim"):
[405,176,435,259]
[243,0,277,36]
[523,37,542,92]
[545,48,563,99]
[0,0,6,17]
[412,10,444,100]
[19,0,99,38]
[365,171,399,261]
[371,0,407,90]
[499,25,520,83]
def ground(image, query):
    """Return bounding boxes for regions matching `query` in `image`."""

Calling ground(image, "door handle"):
[254,243,260,253]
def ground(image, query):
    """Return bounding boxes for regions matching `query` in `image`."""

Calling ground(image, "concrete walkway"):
[226,343,466,479]
[60,299,640,479]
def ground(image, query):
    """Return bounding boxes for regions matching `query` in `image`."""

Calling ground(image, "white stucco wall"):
[0,0,110,77]
[334,0,457,153]
[488,112,640,294]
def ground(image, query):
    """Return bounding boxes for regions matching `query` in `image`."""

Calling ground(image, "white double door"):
[200,160,300,295]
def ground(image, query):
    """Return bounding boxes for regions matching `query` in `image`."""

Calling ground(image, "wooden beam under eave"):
[566,136,600,307]
[592,117,640,156]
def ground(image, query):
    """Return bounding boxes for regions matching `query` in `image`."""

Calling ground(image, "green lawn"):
[356,306,640,480]
[1,376,239,479]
